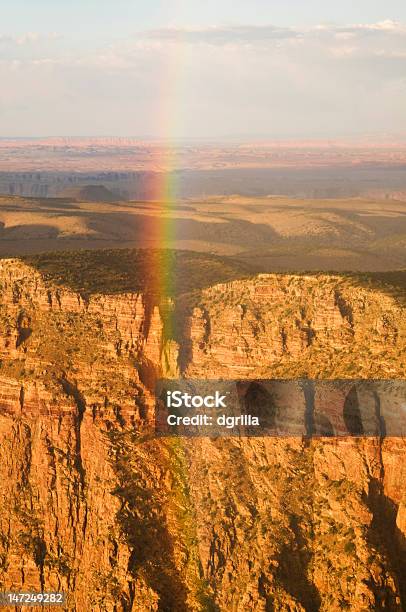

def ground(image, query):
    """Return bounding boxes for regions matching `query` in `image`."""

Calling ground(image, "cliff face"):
[179,275,405,378]
[0,259,405,611]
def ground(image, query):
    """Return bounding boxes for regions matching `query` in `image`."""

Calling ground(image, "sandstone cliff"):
[0,257,405,611]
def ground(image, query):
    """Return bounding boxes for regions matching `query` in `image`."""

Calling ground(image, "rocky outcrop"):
[0,259,405,610]
[179,274,405,378]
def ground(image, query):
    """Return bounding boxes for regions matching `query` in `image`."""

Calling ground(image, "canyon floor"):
[0,247,405,611]
[0,194,405,274]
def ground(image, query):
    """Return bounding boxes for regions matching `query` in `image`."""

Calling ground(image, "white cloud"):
[0,32,60,46]
[353,19,405,31]
[146,20,406,45]
[147,24,300,44]
[0,21,406,137]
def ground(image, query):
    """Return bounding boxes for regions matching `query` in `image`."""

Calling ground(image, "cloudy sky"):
[1,0,406,138]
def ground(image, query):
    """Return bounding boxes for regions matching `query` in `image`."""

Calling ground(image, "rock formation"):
[0,258,405,610]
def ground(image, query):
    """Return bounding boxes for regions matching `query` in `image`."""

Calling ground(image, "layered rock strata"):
[0,259,405,611]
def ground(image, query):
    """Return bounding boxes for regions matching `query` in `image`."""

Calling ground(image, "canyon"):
[2,140,406,203]
[0,252,405,611]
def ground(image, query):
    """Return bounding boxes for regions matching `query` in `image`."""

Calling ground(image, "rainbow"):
[151,147,179,300]
[144,29,189,318]
[131,22,195,366]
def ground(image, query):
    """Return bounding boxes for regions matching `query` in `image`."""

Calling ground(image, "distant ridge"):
[62,184,119,202]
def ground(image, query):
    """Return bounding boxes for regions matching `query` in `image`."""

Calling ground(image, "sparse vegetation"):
[24,248,252,299]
